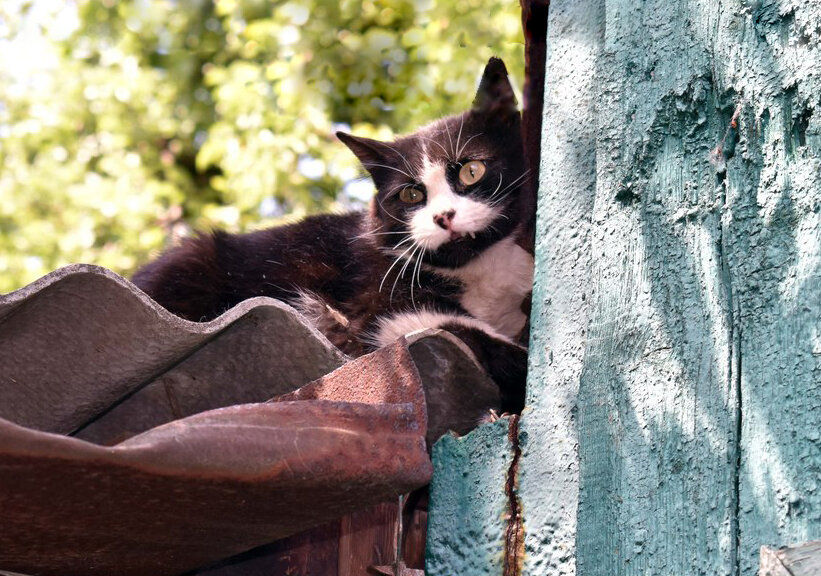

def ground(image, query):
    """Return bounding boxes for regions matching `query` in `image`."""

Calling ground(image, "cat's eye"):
[459,161,486,185]
[399,186,425,204]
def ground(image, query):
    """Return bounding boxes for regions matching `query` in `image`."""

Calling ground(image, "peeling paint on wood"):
[518,0,601,574]
[518,0,820,575]
[760,540,821,576]
[425,418,515,576]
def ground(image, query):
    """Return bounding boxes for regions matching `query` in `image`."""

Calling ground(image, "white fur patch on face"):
[370,308,510,348]
[409,157,499,251]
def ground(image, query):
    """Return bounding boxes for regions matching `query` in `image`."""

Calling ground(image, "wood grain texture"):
[521,0,820,575]
[575,1,740,573]
[518,0,602,574]
[761,540,821,576]
[719,2,821,571]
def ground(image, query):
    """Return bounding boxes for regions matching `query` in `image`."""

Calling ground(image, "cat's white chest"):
[439,237,534,339]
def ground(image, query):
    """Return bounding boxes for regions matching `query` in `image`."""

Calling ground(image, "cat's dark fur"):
[134,58,532,412]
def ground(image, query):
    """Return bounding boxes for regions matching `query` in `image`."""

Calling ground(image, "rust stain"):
[504,415,525,576]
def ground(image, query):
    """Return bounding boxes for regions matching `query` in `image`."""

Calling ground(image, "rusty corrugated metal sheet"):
[0,344,431,576]
[0,265,507,575]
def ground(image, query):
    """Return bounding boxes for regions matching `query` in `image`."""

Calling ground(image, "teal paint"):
[425,419,514,575]
[427,1,819,574]
[721,2,821,571]
[570,2,739,573]
[521,1,820,575]
[518,0,603,574]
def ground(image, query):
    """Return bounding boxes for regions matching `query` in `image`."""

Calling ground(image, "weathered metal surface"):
[278,328,509,447]
[760,540,821,576]
[189,328,500,576]
[425,417,516,576]
[407,330,509,445]
[0,343,433,576]
[274,334,427,427]
[0,264,346,437]
[0,265,514,576]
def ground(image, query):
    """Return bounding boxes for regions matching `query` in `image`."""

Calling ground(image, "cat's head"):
[337,57,526,268]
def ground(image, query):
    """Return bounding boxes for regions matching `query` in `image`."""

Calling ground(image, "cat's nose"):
[433,209,456,230]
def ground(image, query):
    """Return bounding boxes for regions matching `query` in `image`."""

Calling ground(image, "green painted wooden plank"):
[425,418,514,576]
[573,1,740,573]
[521,1,819,574]
[717,1,821,571]
[431,2,818,575]
[518,0,603,575]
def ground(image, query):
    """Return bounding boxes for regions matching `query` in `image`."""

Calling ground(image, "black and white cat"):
[134,58,533,412]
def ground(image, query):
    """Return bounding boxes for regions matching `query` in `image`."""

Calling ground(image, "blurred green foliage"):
[0,0,524,292]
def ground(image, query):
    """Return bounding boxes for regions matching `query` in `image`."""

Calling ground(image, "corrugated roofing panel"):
[0,265,511,575]
[0,265,346,437]
[0,343,432,576]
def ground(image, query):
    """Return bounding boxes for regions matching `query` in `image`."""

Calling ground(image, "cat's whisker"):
[456,133,482,159]
[489,192,516,208]
[490,173,504,199]
[416,245,424,290]
[376,196,411,226]
[363,162,415,180]
[391,244,420,303]
[489,170,527,200]
[386,181,412,195]
[444,123,455,160]
[500,169,531,192]
[419,136,450,158]
[414,241,427,290]
[410,242,425,311]
[455,115,465,161]
[379,242,417,294]
[367,230,409,236]
[353,228,408,239]
[349,229,408,244]
[382,143,418,180]
[391,236,414,250]
[488,170,532,206]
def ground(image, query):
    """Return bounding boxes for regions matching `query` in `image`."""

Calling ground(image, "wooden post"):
[519,0,821,575]
[427,0,821,575]
[760,540,821,576]
[425,418,518,575]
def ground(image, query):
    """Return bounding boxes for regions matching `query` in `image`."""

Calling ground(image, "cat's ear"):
[336,132,388,167]
[472,57,518,122]
[337,132,396,186]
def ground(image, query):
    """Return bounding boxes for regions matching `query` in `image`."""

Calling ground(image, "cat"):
[133,57,533,413]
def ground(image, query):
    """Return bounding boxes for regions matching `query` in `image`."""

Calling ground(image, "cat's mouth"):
[449,230,477,242]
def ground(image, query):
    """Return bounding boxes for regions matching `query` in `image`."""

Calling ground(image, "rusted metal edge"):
[503,415,525,576]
